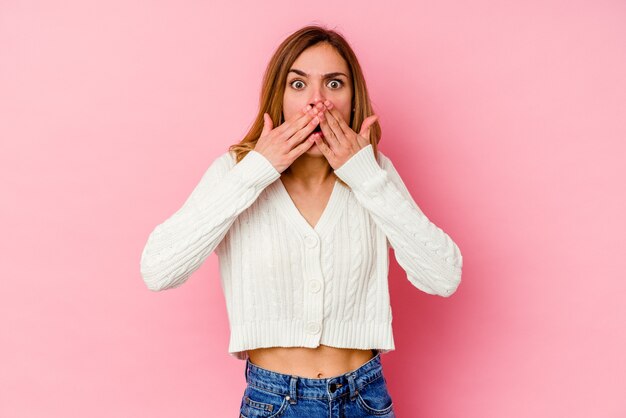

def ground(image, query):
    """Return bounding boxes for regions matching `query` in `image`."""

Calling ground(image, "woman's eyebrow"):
[288,68,349,78]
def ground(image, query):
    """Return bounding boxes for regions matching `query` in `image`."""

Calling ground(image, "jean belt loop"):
[347,372,358,401]
[288,375,298,404]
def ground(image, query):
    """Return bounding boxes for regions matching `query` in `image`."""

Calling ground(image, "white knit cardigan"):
[140,144,463,360]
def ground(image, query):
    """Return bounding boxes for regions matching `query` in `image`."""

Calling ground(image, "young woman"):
[140,25,463,418]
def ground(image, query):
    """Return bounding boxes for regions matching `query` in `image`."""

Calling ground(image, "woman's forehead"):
[290,44,350,76]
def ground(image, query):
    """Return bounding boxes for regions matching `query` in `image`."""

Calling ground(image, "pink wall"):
[1,1,625,417]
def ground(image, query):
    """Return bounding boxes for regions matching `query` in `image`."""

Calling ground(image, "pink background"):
[1,1,625,417]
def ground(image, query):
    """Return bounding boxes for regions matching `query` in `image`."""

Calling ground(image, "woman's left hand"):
[314,100,379,170]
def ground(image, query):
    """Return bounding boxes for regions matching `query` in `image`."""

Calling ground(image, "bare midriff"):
[247,344,377,379]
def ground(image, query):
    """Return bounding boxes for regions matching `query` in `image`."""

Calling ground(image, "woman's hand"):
[254,103,326,173]
[314,100,378,170]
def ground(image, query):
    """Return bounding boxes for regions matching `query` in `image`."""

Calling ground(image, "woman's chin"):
[303,134,325,155]
[305,143,324,155]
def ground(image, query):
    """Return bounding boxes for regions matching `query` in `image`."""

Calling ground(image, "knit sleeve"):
[333,144,463,297]
[139,149,281,291]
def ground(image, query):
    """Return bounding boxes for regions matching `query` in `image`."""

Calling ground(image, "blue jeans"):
[239,350,395,417]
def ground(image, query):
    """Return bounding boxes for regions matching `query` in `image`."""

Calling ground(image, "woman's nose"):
[308,85,326,107]
[309,100,324,110]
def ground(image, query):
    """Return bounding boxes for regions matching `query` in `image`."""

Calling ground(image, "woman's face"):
[282,42,353,156]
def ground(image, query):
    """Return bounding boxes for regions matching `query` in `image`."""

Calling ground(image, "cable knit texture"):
[140,144,463,360]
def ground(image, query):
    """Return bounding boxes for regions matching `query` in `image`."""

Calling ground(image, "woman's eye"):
[327,79,343,89]
[289,79,343,90]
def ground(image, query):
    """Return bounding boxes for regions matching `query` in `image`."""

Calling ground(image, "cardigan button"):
[304,235,319,248]
[306,321,321,334]
[309,280,322,293]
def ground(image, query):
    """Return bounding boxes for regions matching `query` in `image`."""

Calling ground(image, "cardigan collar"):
[268,177,349,238]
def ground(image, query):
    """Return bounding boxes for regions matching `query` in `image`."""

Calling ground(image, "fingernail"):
[304,105,312,112]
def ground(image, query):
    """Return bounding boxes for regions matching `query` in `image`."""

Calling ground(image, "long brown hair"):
[228,25,382,183]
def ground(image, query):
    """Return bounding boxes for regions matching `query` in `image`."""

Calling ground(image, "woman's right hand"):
[254,103,325,173]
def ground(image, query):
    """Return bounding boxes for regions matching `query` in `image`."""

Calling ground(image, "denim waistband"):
[244,350,384,401]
